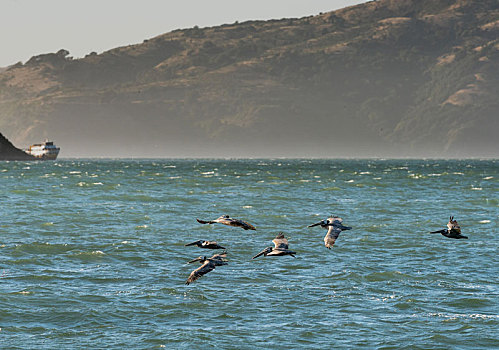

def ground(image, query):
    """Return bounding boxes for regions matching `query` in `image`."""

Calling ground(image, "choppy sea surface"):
[0,159,497,349]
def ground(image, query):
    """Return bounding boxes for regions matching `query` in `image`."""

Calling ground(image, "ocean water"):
[0,159,497,349]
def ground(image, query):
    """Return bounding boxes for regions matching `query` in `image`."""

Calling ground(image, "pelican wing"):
[328,217,343,225]
[200,215,256,230]
[186,261,216,285]
[236,219,256,230]
[220,218,256,230]
[273,234,289,250]
[447,221,461,234]
[202,241,226,249]
[210,252,228,261]
[329,217,353,231]
[197,218,216,225]
[430,229,446,234]
[185,240,203,247]
[207,253,228,266]
[324,226,342,249]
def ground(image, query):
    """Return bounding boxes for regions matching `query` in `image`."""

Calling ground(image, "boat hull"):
[37,153,59,160]
[25,140,60,160]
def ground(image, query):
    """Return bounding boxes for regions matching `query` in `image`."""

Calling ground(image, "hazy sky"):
[1,0,367,67]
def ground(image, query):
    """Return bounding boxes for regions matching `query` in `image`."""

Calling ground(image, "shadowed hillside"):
[0,133,35,160]
[0,0,497,158]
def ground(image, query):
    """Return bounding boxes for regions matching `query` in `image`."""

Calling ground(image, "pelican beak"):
[308,221,323,227]
[188,257,202,264]
[340,225,352,230]
[252,251,265,260]
[252,247,272,259]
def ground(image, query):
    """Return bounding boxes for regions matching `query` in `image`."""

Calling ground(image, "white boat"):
[25,140,60,160]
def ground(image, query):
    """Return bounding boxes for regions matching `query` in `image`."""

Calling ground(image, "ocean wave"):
[15,290,32,295]
[68,250,107,261]
[13,242,74,255]
[443,297,494,308]
[427,312,499,320]
[365,270,411,282]
[323,186,341,191]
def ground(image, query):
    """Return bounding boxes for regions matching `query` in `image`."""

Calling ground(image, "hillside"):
[0,0,498,158]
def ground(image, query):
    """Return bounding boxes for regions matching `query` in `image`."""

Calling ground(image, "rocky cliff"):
[0,133,35,160]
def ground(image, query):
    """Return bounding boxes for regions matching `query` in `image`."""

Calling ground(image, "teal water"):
[0,159,497,349]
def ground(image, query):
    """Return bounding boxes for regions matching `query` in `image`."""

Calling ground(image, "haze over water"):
[1,159,497,349]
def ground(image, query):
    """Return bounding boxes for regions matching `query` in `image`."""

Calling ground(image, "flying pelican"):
[430,216,468,239]
[252,233,296,259]
[184,240,226,249]
[185,252,228,285]
[196,215,256,230]
[308,216,352,249]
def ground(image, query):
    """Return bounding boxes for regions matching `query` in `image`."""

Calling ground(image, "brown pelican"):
[308,216,352,249]
[196,215,256,230]
[430,216,468,239]
[185,252,228,285]
[184,240,226,249]
[252,233,296,259]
